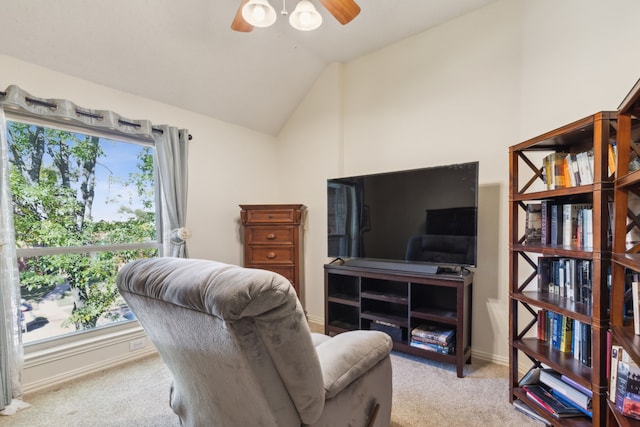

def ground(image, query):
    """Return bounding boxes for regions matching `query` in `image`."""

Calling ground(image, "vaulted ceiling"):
[0,0,496,135]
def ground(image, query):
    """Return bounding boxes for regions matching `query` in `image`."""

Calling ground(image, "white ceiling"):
[0,0,496,135]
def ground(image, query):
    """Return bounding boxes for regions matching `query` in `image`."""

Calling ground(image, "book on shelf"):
[539,369,592,413]
[537,309,547,341]
[512,399,552,426]
[543,152,568,190]
[614,349,640,414]
[550,204,563,246]
[610,344,623,403]
[409,339,454,354]
[410,324,454,344]
[525,203,542,245]
[622,393,640,421]
[633,272,640,335]
[579,321,591,367]
[559,374,593,398]
[522,384,584,418]
[565,154,578,187]
[575,150,594,185]
[537,257,555,294]
[551,389,592,417]
[608,141,617,177]
[559,316,572,353]
[519,367,541,387]
[540,200,552,245]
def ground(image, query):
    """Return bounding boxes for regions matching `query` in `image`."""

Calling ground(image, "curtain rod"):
[0,90,193,140]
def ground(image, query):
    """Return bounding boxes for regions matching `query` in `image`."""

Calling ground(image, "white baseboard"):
[470,348,508,366]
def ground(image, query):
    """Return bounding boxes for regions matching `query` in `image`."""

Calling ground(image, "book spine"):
[611,345,623,403]
[633,275,640,335]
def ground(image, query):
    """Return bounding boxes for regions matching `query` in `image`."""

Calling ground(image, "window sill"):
[23,321,156,394]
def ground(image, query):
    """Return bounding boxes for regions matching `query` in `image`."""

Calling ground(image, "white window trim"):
[6,115,163,390]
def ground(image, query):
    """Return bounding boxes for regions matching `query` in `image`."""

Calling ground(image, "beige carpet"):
[2,351,543,427]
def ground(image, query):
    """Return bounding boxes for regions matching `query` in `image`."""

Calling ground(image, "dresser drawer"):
[243,209,298,224]
[246,226,294,245]
[247,246,294,264]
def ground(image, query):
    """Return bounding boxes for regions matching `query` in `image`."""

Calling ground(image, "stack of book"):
[519,368,592,419]
[409,324,454,354]
[610,345,640,420]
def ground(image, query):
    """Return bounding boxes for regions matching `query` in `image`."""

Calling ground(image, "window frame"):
[6,113,164,352]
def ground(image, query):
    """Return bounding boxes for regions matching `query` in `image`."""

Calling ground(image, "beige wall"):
[278,0,640,364]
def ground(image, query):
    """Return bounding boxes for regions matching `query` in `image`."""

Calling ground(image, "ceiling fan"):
[232,0,361,32]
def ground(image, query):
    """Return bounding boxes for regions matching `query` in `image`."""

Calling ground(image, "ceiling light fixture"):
[289,0,322,31]
[241,0,322,31]
[242,0,277,28]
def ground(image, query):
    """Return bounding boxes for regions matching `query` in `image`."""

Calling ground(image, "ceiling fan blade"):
[319,0,361,25]
[231,0,253,32]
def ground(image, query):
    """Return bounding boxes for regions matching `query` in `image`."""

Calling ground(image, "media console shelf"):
[324,263,473,377]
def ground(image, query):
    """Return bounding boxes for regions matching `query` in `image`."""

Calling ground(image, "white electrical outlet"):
[129,337,147,351]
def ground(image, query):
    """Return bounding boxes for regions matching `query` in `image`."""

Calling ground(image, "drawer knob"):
[267,252,276,259]
[266,233,276,240]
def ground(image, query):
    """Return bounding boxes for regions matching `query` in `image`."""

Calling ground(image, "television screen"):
[327,161,478,270]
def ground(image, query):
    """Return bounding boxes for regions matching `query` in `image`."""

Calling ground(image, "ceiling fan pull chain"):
[281,0,288,15]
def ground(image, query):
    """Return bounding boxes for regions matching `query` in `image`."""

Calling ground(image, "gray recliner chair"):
[116,257,393,427]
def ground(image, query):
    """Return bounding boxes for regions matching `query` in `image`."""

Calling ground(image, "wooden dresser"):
[239,204,306,299]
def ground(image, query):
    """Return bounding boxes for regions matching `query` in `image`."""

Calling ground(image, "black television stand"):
[324,263,473,377]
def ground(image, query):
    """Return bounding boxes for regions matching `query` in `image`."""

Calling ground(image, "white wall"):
[518,0,640,139]
[279,0,640,364]
[275,63,345,317]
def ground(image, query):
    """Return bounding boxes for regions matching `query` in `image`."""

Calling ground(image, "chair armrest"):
[315,330,392,399]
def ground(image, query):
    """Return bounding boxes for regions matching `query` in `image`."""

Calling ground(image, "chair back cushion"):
[117,257,325,427]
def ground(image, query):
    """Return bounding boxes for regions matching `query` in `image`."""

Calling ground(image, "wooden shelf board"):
[361,311,409,328]
[513,338,593,384]
[411,307,458,324]
[513,291,592,324]
[512,243,597,259]
[360,290,408,304]
[327,294,359,306]
[610,325,640,367]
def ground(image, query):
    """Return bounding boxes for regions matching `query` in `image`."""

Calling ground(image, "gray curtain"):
[155,125,190,258]
[0,107,23,412]
[0,85,189,412]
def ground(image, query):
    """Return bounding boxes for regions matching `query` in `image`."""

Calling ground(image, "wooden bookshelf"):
[509,112,616,426]
[609,78,640,426]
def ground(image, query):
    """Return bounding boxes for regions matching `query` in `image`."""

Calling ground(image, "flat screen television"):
[327,161,478,273]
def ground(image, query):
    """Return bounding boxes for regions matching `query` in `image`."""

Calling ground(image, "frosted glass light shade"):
[289,0,322,31]
[242,0,277,28]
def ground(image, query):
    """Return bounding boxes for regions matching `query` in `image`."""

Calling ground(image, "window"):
[8,119,160,344]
